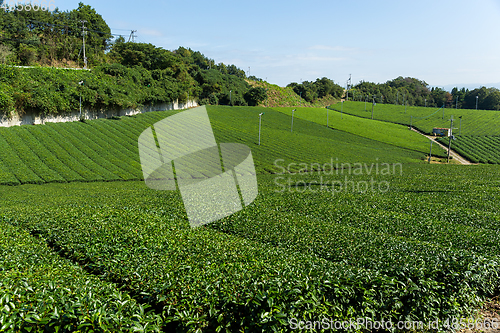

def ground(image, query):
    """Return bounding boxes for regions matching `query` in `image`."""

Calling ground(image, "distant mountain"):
[438,83,500,92]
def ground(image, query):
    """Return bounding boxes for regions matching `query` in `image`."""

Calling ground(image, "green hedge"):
[0,217,163,332]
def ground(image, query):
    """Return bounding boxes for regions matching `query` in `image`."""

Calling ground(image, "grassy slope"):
[207,106,426,172]
[271,106,445,157]
[0,106,426,185]
[247,80,338,107]
[328,101,500,164]
[328,101,500,135]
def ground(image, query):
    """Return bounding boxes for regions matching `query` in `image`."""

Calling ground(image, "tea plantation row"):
[270,107,440,156]
[327,101,500,164]
[0,106,429,186]
[438,135,500,164]
[1,164,500,331]
[327,101,500,136]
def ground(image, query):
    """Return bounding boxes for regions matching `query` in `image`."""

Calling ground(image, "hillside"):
[0,106,427,186]
[271,106,446,157]
[247,80,339,108]
[328,101,500,136]
[327,101,500,164]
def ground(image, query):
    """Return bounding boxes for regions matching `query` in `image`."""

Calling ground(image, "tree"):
[0,45,12,64]
[244,87,267,106]
[464,87,488,109]
[483,88,500,110]
[315,77,335,98]
[451,87,466,108]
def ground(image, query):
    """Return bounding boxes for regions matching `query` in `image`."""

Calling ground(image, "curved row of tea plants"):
[0,216,163,332]
[0,106,429,185]
[438,135,500,164]
[271,106,445,157]
[2,163,500,331]
[328,101,500,136]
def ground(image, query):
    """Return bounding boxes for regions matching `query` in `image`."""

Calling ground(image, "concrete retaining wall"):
[0,100,198,127]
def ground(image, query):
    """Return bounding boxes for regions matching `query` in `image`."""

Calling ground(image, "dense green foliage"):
[326,101,500,164]
[352,77,447,107]
[351,77,500,110]
[287,77,344,103]
[272,106,446,157]
[244,87,268,106]
[0,106,427,186]
[0,56,251,116]
[1,164,500,331]
[0,63,186,115]
[0,216,163,331]
[248,80,339,108]
[328,101,500,136]
[0,3,263,115]
[0,2,111,67]
[438,135,500,164]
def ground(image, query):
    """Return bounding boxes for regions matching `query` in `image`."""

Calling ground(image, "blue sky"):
[52,0,500,89]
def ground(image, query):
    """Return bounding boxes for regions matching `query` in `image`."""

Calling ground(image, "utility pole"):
[428,140,433,163]
[128,30,137,42]
[346,74,351,101]
[78,80,84,118]
[291,109,296,132]
[80,20,87,69]
[447,115,454,163]
[371,96,375,120]
[258,113,264,145]
[459,116,462,136]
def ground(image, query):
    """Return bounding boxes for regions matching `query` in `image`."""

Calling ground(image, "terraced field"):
[328,101,500,136]
[2,164,500,331]
[1,106,500,332]
[328,101,500,164]
[0,106,428,186]
[271,106,443,156]
[438,135,500,164]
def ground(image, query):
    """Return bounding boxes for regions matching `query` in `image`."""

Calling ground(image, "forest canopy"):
[1,1,498,116]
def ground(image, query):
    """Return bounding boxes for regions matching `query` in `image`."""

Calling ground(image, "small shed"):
[433,128,450,137]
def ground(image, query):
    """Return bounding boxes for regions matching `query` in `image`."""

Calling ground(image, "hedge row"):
[0,217,163,332]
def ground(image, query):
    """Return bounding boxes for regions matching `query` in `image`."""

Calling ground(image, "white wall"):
[0,100,198,127]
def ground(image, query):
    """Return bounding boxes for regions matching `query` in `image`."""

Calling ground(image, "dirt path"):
[458,297,500,333]
[410,127,473,165]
